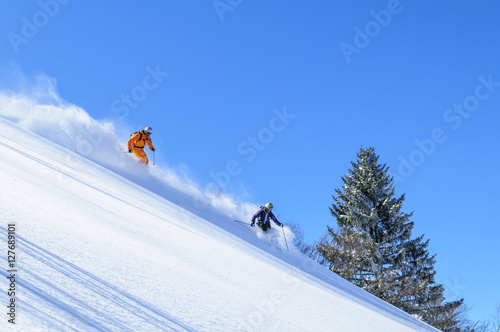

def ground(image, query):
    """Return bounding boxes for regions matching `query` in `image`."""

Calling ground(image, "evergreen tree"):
[316,147,463,329]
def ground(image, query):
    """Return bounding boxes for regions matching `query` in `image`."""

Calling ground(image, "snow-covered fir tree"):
[316,147,464,330]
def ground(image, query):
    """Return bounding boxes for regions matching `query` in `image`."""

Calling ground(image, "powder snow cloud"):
[0,73,262,226]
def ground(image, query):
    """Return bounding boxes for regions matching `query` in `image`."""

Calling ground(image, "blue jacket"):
[251,208,282,227]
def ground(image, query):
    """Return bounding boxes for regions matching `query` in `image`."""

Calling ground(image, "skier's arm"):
[250,210,261,226]
[146,138,155,151]
[270,213,282,227]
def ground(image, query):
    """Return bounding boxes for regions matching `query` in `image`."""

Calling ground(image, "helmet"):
[265,202,273,211]
[144,127,153,135]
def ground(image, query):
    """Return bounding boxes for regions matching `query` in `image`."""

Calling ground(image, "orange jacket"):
[128,130,155,151]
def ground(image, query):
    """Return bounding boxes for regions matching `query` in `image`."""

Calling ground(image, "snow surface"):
[0,91,438,331]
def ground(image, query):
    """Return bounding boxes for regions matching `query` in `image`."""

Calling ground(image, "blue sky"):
[2,0,499,324]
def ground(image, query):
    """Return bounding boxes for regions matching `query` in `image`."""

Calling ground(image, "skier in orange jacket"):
[128,127,155,165]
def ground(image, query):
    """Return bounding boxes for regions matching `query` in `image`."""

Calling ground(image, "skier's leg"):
[140,150,150,165]
[132,148,149,165]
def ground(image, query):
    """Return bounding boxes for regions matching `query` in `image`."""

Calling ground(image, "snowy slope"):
[0,98,438,331]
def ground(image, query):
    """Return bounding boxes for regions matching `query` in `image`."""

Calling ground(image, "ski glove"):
[250,222,255,227]
[152,148,155,152]
[128,149,132,153]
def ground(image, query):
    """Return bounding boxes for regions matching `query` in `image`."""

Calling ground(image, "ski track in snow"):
[0,226,193,332]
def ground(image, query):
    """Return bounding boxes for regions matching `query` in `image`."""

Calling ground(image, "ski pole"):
[234,220,251,225]
[281,226,289,252]
[153,150,156,165]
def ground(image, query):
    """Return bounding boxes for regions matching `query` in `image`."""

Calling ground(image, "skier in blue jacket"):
[251,203,283,232]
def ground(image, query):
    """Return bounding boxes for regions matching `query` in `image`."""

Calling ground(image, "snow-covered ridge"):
[0,87,437,331]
